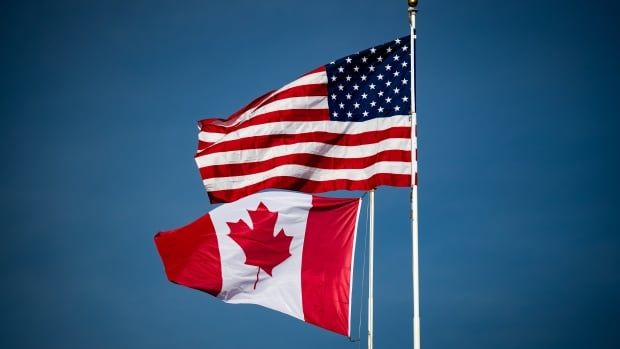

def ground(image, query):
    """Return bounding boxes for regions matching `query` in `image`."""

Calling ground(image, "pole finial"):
[408,0,418,8]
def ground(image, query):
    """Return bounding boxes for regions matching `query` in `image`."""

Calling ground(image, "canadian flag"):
[154,191,361,336]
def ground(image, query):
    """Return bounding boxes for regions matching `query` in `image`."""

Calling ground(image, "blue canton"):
[325,36,411,122]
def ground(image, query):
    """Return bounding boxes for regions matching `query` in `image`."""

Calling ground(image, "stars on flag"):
[326,36,411,121]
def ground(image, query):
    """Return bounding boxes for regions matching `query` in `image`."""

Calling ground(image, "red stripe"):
[207,173,411,203]
[154,213,223,296]
[200,109,330,135]
[303,66,326,76]
[198,77,327,130]
[199,126,410,155]
[201,84,328,133]
[197,140,211,152]
[196,109,331,153]
[301,196,359,336]
[198,89,276,128]
[259,84,327,107]
[200,150,411,178]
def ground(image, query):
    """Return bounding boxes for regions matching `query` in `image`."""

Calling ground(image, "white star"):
[394,54,400,61]
[363,110,369,117]
[385,97,392,103]
[393,71,400,77]
[378,91,384,97]
[361,75,367,81]
[377,74,384,80]
[394,106,401,111]
[354,66,360,72]
[338,84,344,90]
[339,102,345,109]
[401,61,408,67]
[353,84,359,90]
[346,93,352,99]
[401,78,408,85]
[377,56,383,62]
[395,38,401,44]
[402,96,409,102]
[378,107,384,112]
[370,47,376,53]
[338,66,344,73]
[331,93,337,100]
[402,45,408,51]
[370,101,377,107]
[386,47,392,53]
[393,87,400,94]
[386,81,392,87]
[331,75,337,81]
[346,75,352,81]
[346,57,352,63]
[385,64,392,71]
[362,56,368,63]
[361,93,368,99]
[333,111,338,117]
[369,65,375,72]
[330,61,335,64]
[353,102,360,109]
[347,111,353,118]
[369,83,376,90]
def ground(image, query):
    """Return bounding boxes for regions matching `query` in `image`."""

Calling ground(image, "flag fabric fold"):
[154,191,361,336]
[196,36,414,203]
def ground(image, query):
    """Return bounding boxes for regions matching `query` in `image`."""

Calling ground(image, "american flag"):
[195,36,415,203]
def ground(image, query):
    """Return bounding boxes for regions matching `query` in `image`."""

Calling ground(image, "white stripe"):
[196,137,412,167]
[199,96,328,143]
[277,71,328,93]
[202,161,412,191]
[251,95,327,121]
[198,114,411,144]
[210,71,328,128]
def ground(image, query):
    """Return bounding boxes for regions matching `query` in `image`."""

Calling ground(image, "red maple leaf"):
[227,202,293,289]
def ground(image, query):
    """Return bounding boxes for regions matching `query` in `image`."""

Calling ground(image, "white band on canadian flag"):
[210,192,313,321]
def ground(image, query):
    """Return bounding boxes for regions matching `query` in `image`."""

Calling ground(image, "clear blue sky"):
[1,1,618,348]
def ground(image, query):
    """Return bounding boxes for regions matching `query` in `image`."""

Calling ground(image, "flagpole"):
[368,188,375,349]
[408,1,421,349]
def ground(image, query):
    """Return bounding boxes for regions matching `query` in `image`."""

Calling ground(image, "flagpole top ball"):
[408,0,418,8]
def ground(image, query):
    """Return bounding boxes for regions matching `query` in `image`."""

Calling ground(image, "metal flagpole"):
[408,1,421,349]
[368,189,375,349]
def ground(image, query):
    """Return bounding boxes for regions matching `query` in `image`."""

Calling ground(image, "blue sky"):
[1,1,618,348]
